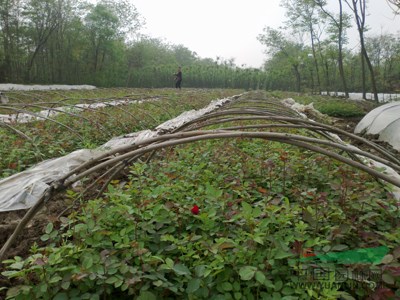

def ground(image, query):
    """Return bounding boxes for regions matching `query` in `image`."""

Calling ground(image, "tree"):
[313,0,351,97]
[366,33,400,91]
[258,27,304,92]
[387,0,400,13]
[344,0,379,102]
[281,0,323,94]
[0,0,28,82]
[24,0,62,81]
[99,0,142,41]
[84,3,119,74]
[172,44,197,66]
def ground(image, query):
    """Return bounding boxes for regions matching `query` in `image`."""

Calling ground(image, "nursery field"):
[0,89,399,300]
[0,88,242,179]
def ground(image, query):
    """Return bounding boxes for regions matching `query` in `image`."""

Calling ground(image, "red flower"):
[302,248,316,257]
[191,205,199,215]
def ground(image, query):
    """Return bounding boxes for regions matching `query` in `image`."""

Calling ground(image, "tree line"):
[0,0,399,97]
[0,0,265,90]
[258,0,400,101]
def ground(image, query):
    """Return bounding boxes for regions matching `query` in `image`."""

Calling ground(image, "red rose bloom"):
[191,205,199,215]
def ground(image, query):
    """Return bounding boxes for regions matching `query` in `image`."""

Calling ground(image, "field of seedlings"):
[0,88,242,179]
[0,89,399,300]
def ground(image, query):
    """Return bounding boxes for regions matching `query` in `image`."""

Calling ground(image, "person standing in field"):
[0,92,8,104]
[174,66,182,89]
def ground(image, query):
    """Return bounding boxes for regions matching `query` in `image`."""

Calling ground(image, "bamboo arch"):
[1,91,399,260]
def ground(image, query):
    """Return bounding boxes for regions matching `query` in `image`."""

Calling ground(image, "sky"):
[133,0,400,68]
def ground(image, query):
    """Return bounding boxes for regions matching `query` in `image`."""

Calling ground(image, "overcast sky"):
[133,0,400,68]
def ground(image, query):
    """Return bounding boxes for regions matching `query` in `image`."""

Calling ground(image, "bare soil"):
[0,198,67,294]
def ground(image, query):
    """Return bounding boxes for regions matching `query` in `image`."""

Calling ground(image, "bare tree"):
[314,0,351,98]
[344,0,379,102]
[0,0,26,82]
[387,0,400,13]
[282,0,323,94]
[24,0,62,81]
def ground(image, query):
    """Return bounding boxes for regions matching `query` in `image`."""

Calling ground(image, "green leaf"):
[253,207,262,218]
[302,209,315,225]
[195,265,207,277]
[274,280,283,291]
[40,234,50,241]
[253,236,264,245]
[54,293,69,300]
[105,276,119,284]
[233,281,241,291]
[186,278,201,293]
[322,245,331,253]
[242,202,253,216]
[221,282,233,291]
[59,217,70,224]
[331,244,348,251]
[137,291,157,300]
[275,249,293,259]
[264,279,275,289]
[165,258,174,269]
[173,263,191,275]
[255,271,266,284]
[234,292,242,300]
[380,254,393,264]
[382,273,395,285]
[39,283,48,293]
[9,261,24,270]
[6,286,28,298]
[82,255,93,269]
[239,266,257,281]
[281,286,294,295]
[49,275,62,284]
[1,270,23,278]
[61,281,70,290]
[45,222,54,234]
[153,280,163,287]
[273,292,281,300]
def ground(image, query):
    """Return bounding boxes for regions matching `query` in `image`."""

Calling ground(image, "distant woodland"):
[0,0,399,99]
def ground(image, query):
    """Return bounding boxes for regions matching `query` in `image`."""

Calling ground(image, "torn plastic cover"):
[0,96,239,212]
[0,149,102,211]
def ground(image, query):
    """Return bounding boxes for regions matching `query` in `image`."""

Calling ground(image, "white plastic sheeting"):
[0,99,156,124]
[281,98,326,120]
[280,98,307,118]
[0,84,96,91]
[354,101,400,151]
[0,149,102,211]
[0,95,239,212]
[321,92,400,102]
